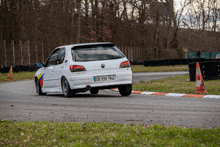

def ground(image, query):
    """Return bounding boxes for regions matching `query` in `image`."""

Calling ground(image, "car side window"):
[45,49,60,67]
[57,48,65,64]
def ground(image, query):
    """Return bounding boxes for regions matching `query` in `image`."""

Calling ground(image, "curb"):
[111,88,220,99]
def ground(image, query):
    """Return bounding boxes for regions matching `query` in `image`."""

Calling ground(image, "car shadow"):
[45,93,123,98]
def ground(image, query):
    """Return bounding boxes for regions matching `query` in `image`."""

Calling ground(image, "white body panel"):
[35,42,132,94]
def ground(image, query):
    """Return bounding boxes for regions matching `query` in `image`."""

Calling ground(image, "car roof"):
[56,42,114,49]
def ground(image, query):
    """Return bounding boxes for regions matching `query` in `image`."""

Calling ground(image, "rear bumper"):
[67,70,132,90]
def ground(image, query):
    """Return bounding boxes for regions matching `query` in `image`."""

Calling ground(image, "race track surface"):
[0,72,219,128]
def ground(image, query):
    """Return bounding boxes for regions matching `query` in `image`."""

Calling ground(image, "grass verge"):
[0,65,188,83]
[0,71,35,83]
[133,75,220,95]
[1,120,219,146]
[131,65,188,73]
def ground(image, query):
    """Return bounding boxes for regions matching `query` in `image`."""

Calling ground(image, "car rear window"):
[71,45,125,61]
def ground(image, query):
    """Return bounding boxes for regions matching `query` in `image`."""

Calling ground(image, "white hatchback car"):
[35,42,132,97]
[215,54,220,59]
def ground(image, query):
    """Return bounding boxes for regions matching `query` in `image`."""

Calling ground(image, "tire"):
[118,84,132,96]
[35,78,46,95]
[90,88,99,94]
[61,77,72,97]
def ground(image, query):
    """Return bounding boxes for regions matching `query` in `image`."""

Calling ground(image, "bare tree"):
[76,0,81,43]
[210,0,220,32]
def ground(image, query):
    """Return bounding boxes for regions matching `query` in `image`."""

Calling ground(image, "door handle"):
[65,60,68,63]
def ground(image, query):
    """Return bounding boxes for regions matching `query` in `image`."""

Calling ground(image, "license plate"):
[94,75,115,82]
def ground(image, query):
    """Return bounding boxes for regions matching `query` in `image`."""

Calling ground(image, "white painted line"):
[141,92,155,95]
[165,93,186,97]
[203,95,220,99]
[107,89,220,99]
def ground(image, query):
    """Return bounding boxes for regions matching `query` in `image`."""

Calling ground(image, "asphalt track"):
[0,71,219,128]
[132,71,188,83]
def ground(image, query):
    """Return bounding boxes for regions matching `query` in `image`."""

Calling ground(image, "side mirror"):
[37,63,44,68]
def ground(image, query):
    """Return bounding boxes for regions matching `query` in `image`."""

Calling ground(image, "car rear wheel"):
[118,84,132,96]
[90,88,99,94]
[35,78,46,95]
[62,77,72,97]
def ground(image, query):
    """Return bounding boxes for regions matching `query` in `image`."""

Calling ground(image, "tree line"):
[0,0,219,59]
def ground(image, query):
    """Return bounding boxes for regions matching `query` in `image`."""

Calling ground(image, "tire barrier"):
[189,61,220,81]
[144,59,220,66]
[130,61,144,65]
[204,61,219,80]
[0,64,40,73]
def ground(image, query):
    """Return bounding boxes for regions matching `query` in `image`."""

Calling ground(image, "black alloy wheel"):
[62,77,72,97]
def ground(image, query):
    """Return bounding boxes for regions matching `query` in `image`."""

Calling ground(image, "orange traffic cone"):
[7,66,13,80]
[195,62,207,93]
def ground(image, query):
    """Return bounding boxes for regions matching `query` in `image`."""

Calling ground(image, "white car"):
[215,54,220,59]
[35,42,132,97]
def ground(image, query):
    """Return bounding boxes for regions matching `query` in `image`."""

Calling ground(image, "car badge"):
[101,64,105,68]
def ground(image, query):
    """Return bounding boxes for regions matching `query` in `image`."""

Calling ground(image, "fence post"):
[142,47,143,61]
[27,41,30,65]
[134,47,136,62]
[3,40,7,66]
[129,47,131,60]
[127,47,130,61]
[130,47,133,61]
[121,46,124,55]
[141,47,143,61]
[132,47,134,61]
[36,42,38,64]
[139,47,142,62]
[42,42,44,63]
[20,41,23,65]
[125,47,127,58]
[12,40,15,65]
[139,47,143,62]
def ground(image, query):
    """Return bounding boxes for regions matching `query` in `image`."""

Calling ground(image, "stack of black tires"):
[144,59,220,66]
[0,64,40,73]
[189,61,220,81]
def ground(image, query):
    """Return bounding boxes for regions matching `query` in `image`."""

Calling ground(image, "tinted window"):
[46,49,60,67]
[72,46,124,61]
[57,48,65,63]
[45,48,65,67]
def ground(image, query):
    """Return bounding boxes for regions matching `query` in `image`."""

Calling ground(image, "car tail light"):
[120,61,130,68]
[70,65,86,72]
[215,58,217,59]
